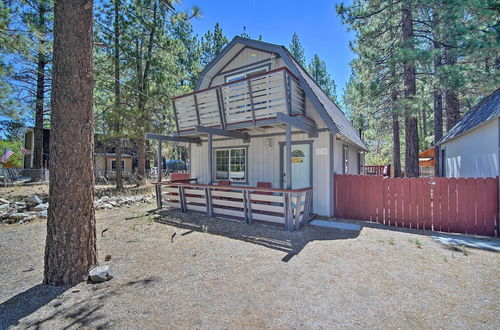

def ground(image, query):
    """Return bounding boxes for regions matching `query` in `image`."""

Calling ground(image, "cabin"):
[148,37,367,230]
[419,147,435,177]
[437,89,499,178]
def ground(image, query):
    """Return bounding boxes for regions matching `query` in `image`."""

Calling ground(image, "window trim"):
[224,64,271,83]
[342,145,349,175]
[111,159,125,171]
[212,146,249,184]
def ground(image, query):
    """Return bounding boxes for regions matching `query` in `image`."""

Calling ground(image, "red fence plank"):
[465,178,476,235]
[456,178,467,234]
[383,178,389,225]
[475,178,486,236]
[484,178,497,236]
[408,178,417,229]
[396,178,404,227]
[402,179,410,228]
[447,178,458,233]
[422,178,432,230]
[434,178,445,232]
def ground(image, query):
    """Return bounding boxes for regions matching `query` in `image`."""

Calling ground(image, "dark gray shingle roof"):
[284,48,367,150]
[438,89,500,145]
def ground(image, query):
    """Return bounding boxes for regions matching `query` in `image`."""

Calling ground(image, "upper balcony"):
[172,67,305,134]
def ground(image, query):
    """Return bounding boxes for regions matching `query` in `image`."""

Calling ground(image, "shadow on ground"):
[156,210,360,262]
[0,277,160,329]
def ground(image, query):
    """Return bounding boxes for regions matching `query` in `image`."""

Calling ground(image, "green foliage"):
[308,54,338,103]
[289,32,306,66]
[338,0,498,168]
[200,22,228,67]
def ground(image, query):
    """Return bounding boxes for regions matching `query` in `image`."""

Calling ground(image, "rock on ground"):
[89,265,113,283]
[24,195,42,206]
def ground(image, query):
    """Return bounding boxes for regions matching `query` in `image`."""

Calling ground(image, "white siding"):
[209,48,276,87]
[441,118,499,178]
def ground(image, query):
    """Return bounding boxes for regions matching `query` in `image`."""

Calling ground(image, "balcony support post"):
[172,101,180,133]
[286,123,292,190]
[216,88,226,129]
[218,88,227,127]
[247,80,256,125]
[193,94,201,125]
[284,71,292,115]
[157,140,162,183]
[208,134,213,184]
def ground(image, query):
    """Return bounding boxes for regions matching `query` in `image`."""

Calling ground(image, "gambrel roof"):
[196,36,367,151]
[437,89,500,145]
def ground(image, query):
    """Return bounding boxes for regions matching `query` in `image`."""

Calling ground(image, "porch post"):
[286,124,292,189]
[208,134,213,184]
[156,140,162,209]
[157,140,162,182]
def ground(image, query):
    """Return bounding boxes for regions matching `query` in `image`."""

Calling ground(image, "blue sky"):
[177,0,355,100]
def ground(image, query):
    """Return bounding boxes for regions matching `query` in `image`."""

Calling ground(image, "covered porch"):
[155,181,312,231]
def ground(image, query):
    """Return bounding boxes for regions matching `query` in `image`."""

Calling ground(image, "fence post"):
[179,186,186,212]
[205,187,213,217]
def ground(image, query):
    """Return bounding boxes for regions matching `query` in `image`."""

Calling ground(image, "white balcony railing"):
[172,67,304,132]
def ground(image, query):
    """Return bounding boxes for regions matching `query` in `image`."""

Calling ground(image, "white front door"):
[282,143,311,189]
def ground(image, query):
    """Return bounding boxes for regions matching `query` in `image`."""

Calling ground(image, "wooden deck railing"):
[172,67,304,132]
[154,181,313,231]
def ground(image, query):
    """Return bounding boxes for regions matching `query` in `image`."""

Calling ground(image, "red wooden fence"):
[334,174,499,236]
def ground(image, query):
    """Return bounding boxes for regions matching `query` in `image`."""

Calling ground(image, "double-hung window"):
[215,148,246,182]
[111,160,125,171]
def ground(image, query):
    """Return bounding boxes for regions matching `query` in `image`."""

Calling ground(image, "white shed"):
[437,89,500,178]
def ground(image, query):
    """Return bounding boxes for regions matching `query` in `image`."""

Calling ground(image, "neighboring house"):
[94,153,135,179]
[23,128,140,178]
[23,128,50,169]
[148,37,367,218]
[419,147,435,177]
[437,88,500,178]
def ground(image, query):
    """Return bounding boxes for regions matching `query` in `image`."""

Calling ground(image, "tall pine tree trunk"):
[432,10,443,176]
[402,2,419,177]
[33,4,47,177]
[135,1,157,185]
[113,0,123,190]
[444,48,460,130]
[44,0,97,285]
[392,86,401,178]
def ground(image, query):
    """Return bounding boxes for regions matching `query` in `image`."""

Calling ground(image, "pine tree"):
[44,0,97,285]
[289,32,306,67]
[308,54,338,103]
[200,23,228,66]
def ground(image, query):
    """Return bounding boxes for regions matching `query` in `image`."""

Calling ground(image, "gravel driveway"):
[0,201,499,329]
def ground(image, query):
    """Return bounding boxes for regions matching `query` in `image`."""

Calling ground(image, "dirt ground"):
[0,183,152,202]
[0,186,499,329]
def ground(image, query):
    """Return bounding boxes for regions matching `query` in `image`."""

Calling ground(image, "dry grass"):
[0,186,499,329]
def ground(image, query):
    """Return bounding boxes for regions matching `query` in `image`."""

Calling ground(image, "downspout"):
[330,133,335,217]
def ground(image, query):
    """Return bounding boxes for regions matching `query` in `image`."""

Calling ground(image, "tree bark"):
[135,1,157,184]
[113,0,123,190]
[391,87,401,178]
[444,48,460,130]
[33,3,47,177]
[432,10,443,176]
[401,3,419,177]
[44,0,97,286]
